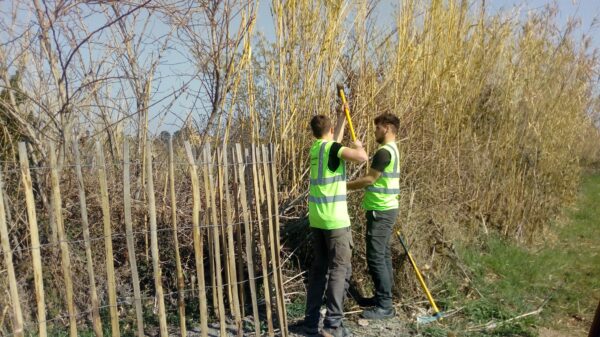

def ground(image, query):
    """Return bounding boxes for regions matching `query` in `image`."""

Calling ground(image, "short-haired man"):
[347,113,401,320]
[302,111,367,337]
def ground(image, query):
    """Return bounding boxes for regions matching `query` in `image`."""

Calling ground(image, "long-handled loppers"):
[396,230,447,324]
[337,84,357,142]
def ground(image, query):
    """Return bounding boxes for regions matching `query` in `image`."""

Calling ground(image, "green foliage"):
[286,295,306,320]
[426,173,600,336]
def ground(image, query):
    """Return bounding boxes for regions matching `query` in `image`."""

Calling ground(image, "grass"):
[414,173,600,336]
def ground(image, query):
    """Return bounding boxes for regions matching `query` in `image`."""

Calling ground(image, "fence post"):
[203,145,227,337]
[184,142,209,337]
[262,145,286,336]
[235,144,261,337]
[168,137,187,336]
[201,145,218,317]
[270,143,288,335]
[122,139,145,337]
[223,145,242,335]
[185,142,208,337]
[18,142,47,337]
[0,164,24,336]
[145,140,169,337]
[73,138,103,337]
[251,145,274,336]
[262,145,287,337]
[95,141,120,337]
[233,150,246,318]
[49,142,77,337]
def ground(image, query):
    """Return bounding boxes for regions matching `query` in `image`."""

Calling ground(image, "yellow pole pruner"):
[396,230,447,324]
[336,84,357,142]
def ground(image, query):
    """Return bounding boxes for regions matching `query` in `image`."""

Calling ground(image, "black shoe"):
[321,324,353,337]
[290,319,319,335]
[355,296,377,308]
[361,307,396,320]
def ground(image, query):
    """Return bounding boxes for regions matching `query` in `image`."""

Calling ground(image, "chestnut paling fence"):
[0,139,288,337]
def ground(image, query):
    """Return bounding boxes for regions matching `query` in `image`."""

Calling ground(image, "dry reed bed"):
[1,0,600,331]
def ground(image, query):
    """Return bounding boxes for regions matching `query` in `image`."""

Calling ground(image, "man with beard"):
[347,113,401,320]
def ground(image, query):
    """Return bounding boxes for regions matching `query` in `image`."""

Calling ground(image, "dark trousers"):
[305,227,353,329]
[366,208,399,310]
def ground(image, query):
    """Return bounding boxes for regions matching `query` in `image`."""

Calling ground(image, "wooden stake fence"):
[0,164,24,337]
[73,139,103,337]
[0,141,287,337]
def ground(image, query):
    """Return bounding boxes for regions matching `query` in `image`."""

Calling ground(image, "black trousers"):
[366,208,399,310]
[305,227,353,329]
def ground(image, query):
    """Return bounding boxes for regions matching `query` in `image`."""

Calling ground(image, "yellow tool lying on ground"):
[396,230,446,324]
[337,84,357,142]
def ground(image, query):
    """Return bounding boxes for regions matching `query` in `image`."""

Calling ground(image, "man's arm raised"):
[339,140,368,163]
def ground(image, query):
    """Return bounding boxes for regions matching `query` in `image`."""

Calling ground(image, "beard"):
[375,134,384,144]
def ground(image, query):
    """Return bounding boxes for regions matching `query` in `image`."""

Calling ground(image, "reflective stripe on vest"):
[308,195,347,204]
[363,142,400,210]
[308,140,350,229]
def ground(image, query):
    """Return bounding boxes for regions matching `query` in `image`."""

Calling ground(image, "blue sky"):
[4,1,598,134]
[149,0,600,133]
[254,0,600,48]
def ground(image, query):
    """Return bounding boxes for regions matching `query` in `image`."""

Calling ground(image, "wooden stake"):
[0,164,24,337]
[261,145,284,331]
[145,140,169,337]
[184,142,208,337]
[122,139,145,337]
[204,145,227,337]
[217,149,233,314]
[232,155,246,318]
[235,144,260,337]
[18,142,47,337]
[270,144,288,333]
[169,137,187,336]
[200,146,218,318]
[73,138,103,337]
[49,143,77,337]
[223,145,242,335]
[251,145,274,336]
[95,141,120,337]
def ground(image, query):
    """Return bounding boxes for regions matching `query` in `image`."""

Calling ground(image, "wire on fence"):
[1,256,291,337]
[8,215,280,255]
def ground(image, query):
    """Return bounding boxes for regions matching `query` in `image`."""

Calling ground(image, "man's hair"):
[374,113,400,134]
[310,115,332,138]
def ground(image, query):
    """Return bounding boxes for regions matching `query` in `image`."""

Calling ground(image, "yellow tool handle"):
[338,88,357,142]
[397,231,441,315]
[407,250,441,314]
